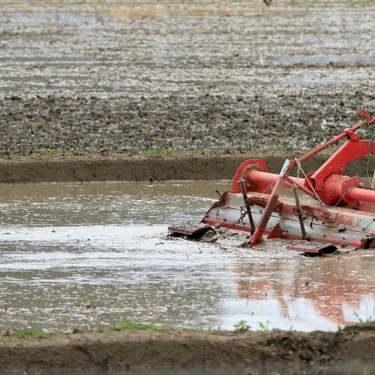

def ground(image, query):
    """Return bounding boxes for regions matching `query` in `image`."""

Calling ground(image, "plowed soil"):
[1,0,375,373]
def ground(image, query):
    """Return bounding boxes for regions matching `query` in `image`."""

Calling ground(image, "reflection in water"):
[229,252,375,331]
[0,181,374,333]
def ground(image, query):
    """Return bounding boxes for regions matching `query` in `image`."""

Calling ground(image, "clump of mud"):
[169,221,350,259]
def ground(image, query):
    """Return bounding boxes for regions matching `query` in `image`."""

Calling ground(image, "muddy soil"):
[0,0,374,185]
[0,150,334,183]
[1,0,374,156]
[2,323,375,375]
[1,0,375,373]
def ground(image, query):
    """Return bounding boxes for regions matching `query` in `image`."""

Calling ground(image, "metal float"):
[169,109,375,255]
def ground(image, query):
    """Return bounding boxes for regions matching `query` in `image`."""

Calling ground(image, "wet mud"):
[1,0,375,373]
[2,322,375,375]
[0,0,375,159]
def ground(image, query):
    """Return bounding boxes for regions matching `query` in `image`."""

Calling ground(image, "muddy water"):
[0,180,374,334]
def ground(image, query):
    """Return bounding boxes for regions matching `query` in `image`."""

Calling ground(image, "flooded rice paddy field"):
[0,0,375,155]
[1,2,375,373]
[0,180,374,334]
[0,0,374,335]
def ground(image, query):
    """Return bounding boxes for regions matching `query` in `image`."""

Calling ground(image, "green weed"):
[166,147,177,155]
[258,322,269,331]
[10,329,46,338]
[44,149,57,156]
[203,147,211,155]
[354,312,372,323]
[138,150,157,155]
[12,152,24,158]
[63,150,72,156]
[107,319,163,332]
[234,320,251,333]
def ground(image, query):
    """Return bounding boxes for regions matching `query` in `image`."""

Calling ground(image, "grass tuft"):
[166,147,177,155]
[44,149,57,156]
[138,150,157,155]
[104,319,164,333]
[9,329,47,338]
[234,320,251,333]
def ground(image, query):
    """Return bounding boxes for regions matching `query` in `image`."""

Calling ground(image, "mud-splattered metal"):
[169,109,375,255]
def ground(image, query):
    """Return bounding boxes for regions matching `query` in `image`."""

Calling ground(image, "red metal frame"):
[201,109,375,251]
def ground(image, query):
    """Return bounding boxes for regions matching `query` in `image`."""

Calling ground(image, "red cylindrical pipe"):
[246,169,375,208]
[245,170,305,189]
[346,187,375,203]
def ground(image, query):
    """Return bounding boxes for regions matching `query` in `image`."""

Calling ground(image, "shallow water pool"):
[0,180,374,333]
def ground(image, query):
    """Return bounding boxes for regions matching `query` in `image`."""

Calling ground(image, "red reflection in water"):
[235,254,375,326]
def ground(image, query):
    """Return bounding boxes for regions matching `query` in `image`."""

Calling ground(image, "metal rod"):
[239,177,255,234]
[249,159,291,247]
[292,184,307,240]
[296,119,367,165]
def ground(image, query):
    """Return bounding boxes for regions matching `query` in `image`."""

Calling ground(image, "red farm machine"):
[169,108,375,255]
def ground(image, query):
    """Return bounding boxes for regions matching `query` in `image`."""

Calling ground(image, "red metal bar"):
[297,119,367,164]
[246,170,304,189]
[310,139,375,192]
[249,175,285,247]
[245,170,317,199]
[249,160,291,247]
[213,110,375,248]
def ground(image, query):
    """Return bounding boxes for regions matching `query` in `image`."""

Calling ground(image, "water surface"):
[0,180,374,333]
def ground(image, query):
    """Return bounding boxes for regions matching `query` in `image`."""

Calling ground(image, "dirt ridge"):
[1,323,375,374]
[0,151,366,184]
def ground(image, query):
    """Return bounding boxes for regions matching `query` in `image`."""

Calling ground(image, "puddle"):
[0,180,374,333]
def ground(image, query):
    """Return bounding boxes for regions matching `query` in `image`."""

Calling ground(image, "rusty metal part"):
[203,192,375,248]
[292,184,307,240]
[239,177,255,234]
